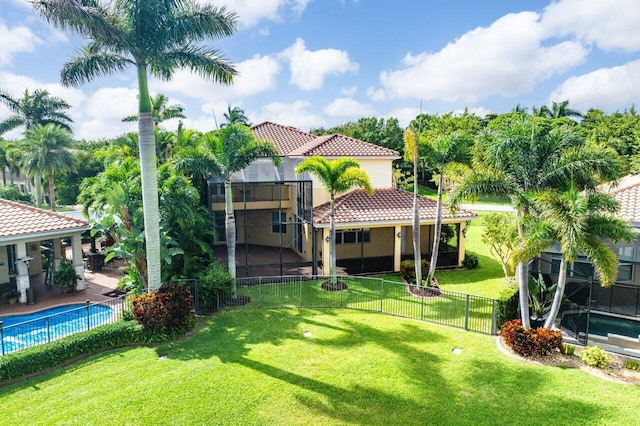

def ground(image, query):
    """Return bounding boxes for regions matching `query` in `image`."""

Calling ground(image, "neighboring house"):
[209,121,477,277]
[0,199,88,303]
[534,175,640,350]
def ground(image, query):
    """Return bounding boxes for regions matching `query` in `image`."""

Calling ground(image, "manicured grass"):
[1,310,638,425]
[412,184,511,206]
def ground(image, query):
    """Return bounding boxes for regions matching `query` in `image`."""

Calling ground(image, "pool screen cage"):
[207,165,316,278]
[530,256,640,349]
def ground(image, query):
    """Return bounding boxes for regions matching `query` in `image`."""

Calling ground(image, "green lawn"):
[413,184,511,206]
[1,310,638,425]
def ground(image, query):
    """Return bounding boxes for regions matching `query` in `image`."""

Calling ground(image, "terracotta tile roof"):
[252,122,400,158]
[0,199,88,240]
[600,175,640,223]
[313,188,477,226]
[288,134,399,158]
[252,121,317,156]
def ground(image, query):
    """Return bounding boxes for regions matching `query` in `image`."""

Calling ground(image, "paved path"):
[460,203,514,212]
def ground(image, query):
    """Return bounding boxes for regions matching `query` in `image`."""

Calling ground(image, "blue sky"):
[1,0,639,140]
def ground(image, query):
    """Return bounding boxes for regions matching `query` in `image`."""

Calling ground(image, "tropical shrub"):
[581,346,611,368]
[561,343,575,356]
[625,359,638,370]
[399,258,430,284]
[500,319,563,357]
[462,254,479,269]
[131,284,194,335]
[198,261,234,305]
[0,185,33,203]
[496,284,519,328]
[53,259,80,289]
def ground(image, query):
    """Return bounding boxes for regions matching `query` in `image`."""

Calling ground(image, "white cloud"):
[204,0,312,28]
[384,107,419,128]
[154,54,280,102]
[378,11,588,103]
[541,0,640,52]
[76,87,138,139]
[549,60,640,112]
[366,87,386,102]
[323,98,375,117]
[341,86,357,96]
[0,22,42,65]
[280,38,359,91]
[253,100,326,130]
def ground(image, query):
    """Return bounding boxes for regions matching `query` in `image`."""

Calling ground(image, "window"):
[336,229,370,244]
[213,211,225,242]
[617,246,635,282]
[550,255,594,279]
[272,212,287,234]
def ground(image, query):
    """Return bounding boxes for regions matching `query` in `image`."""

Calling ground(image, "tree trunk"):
[48,170,56,212]
[137,66,162,292]
[544,259,567,329]
[225,177,237,298]
[34,173,42,208]
[329,195,337,285]
[516,210,531,328]
[427,173,444,284]
[412,142,421,287]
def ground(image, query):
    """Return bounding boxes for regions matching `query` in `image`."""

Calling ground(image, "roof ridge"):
[252,121,316,139]
[0,198,87,226]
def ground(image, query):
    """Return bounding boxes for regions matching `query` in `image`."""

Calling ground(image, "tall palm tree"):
[0,89,73,134]
[536,100,582,119]
[449,115,622,328]
[295,156,373,283]
[122,93,186,126]
[0,143,7,186]
[22,124,76,212]
[519,188,634,329]
[222,105,251,127]
[34,0,237,291]
[421,131,471,284]
[174,124,280,296]
[403,128,422,286]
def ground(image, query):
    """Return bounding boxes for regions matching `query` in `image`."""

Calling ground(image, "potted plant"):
[528,273,555,328]
[53,259,81,293]
[3,288,20,304]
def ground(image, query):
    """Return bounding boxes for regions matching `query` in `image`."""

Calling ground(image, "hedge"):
[496,283,519,328]
[0,320,168,382]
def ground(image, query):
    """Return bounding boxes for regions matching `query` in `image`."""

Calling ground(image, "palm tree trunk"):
[34,172,42,208]
[544,258,567,329]
[427,173,444,284]
[329,196,337,285]
[516,211,531,329]
[225,177,237,298]
[48,170,56,212]
[412,145,421,287]
[137,66,162,292]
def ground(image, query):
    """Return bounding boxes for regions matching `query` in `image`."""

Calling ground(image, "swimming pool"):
[560,311,640,340]
[0,304,114,355]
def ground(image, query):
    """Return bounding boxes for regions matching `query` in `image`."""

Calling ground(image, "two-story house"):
[209,122,477,278]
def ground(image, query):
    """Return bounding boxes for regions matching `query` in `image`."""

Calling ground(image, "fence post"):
[464,294,470,331]
[380,279,384,313]
[0,321,4,356]
[85,300,91,331]
[491,299,498,335]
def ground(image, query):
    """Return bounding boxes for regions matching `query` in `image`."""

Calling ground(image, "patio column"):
[322,228,331,276]
[15,242,30,304]
[72,233,87,290]
[458,221,467,267]
[393,225,402,272]
[53,239,63,267]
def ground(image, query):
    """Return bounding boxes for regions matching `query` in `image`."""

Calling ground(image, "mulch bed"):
[321,280,348,291]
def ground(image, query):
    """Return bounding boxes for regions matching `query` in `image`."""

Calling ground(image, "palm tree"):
[0,89,73,134]
[295,156,373,284]
[403,128,422,286]
[22,124,76,212]
[422,131,471,284]
[174,124,280,296]
[222,105,251,127]
[536,100,582,119]
[0,143,7,185]
[449,115,622,328]
[122,93,186,126]
[34,0,237,291]
[519,188,634,329]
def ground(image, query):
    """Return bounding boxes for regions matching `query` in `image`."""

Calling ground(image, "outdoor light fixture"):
[397,232,402,238]
[19,256,35,267]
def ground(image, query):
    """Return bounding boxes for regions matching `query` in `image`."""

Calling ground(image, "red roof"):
[252,121,399,158]
[313,188,477,225]
[0,199,88,240]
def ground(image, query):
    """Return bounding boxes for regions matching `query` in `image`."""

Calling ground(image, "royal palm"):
[34,0,237,290]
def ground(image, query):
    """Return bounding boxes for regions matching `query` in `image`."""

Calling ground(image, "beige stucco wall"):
[334,227,396,259]
[0,247,9,284]
[236,209,295,247]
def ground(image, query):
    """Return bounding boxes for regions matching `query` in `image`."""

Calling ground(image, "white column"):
[458,221,467,267]
[393,225,402,272]
[322,228,331,276]
[15,242,29,303]
[72,233,87,290]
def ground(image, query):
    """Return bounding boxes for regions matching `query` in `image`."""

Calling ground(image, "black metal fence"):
[179,276,498,335]
[0,295,131,355]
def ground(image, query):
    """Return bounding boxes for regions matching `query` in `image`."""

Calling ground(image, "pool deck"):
[0,258,125,317]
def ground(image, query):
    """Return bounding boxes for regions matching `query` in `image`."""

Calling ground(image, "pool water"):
[560,312,640,339]
[0,304,113,354]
